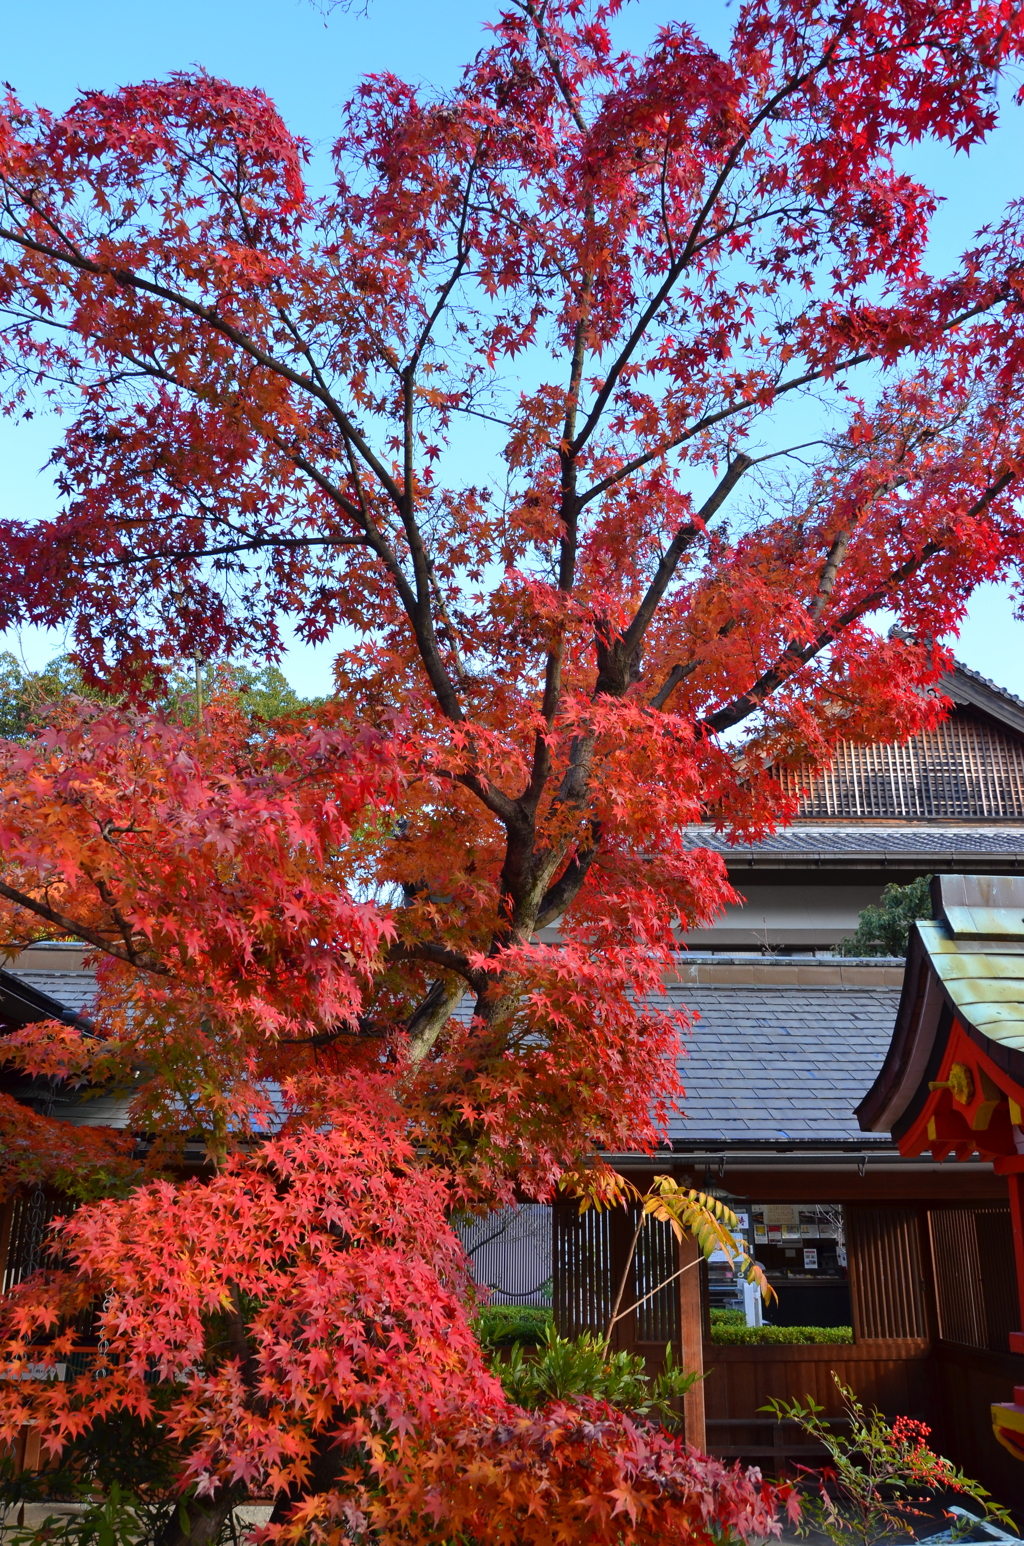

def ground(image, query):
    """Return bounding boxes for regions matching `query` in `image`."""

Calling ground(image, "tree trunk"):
[155,1488,246,1546]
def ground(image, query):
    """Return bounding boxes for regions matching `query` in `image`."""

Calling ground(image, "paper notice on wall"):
[765,1204,801,1239]
[803,1248,818,1270]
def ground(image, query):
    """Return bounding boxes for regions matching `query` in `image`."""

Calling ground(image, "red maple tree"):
[0,0,1023,1536]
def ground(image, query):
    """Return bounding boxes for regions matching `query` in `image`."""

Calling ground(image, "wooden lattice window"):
[776,714,1024,819]
[928,1205,1017,1353]
[634,1215,681,1345]
[553,1204,680,1347]
[553,1202,616,1340]
[846,1206,927,1339]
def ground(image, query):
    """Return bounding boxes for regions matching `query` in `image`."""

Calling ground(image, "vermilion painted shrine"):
[859,872,1024,1465]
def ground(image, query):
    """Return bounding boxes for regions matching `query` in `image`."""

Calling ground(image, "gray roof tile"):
[684,826,1024,857]
[659,984,902,1145]
[6,970,98,1016]
[3,975,900,1150]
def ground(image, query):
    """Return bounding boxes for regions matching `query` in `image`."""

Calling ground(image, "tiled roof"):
[947,659,1024,726]
[1,971,901,1149]
[4,970,97,1018]
[684,826,1024,857]
[662,984,902,1146]
[0,970,126,1126]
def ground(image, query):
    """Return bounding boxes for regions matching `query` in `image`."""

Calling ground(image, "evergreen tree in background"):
[839,876,933,958]
[0,652,316,738]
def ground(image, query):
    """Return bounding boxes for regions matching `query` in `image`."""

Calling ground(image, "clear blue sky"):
[2,0,1022,700]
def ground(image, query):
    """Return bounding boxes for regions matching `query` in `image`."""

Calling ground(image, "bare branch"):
[387,938,484,987]
[0,219,406,509]
[0,879,168,974]
[535,827,601,928]
[569,41,848,459]
[101,533,369,569]
[405,978,468,1065]
[593,454,752,700]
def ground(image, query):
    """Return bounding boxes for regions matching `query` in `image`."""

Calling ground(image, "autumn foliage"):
[0,0,1023,1535]
[0,1080,785,1545]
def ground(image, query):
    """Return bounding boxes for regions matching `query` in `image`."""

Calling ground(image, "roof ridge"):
[948,657,1024,715]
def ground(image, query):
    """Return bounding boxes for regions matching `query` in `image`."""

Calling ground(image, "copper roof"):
[858,875,1024,1137]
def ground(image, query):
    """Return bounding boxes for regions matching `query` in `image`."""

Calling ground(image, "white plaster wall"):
[685,882,884,948]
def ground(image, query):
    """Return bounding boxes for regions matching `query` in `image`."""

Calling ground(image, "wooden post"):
[1006,1173,1024,1341]
[678,1232,706,1451]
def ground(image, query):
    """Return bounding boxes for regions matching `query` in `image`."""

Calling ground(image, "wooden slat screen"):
[847,1207,927,1339]
[554,1205,681,1348]
[929,1207,985,1347]
[553,1202,615,1339]
[776,714,1024,819]
[929,1205,1017,1353]
[635,1215,680,1345]
[979,1208,1019,1351]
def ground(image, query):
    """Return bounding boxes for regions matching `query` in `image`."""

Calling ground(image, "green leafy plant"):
[764,1379,1016,1545]
[0,1410,203,1546]
[162,660,321,728]
[2,1483,188,1546]
[493,1323,701,1426]
[838,876,932,958]
[16,1484,151,1546]
[0,651,318,746]
[712,1324,853,1346]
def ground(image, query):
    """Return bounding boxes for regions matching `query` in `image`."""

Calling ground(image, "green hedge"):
[709,1308,745,1327]
[474,1304,554,1349]
[474,1304,854,1348]
[710,1324,853,1345]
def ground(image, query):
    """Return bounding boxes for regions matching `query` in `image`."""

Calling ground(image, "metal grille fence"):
[0,1187,67,1295]
[777,716,1024,819]
[456,1204,553,1305]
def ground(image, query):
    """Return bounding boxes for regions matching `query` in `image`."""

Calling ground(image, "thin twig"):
[603,1209,647,1354]
[607,1258,702,1331]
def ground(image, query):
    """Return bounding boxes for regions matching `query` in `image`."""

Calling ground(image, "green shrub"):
[766,1378,1014,1544]
[709,1307,746,1326]
[710,1324,853,1345]
[495,1324,701,1422]
[474,1304,554,1349]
